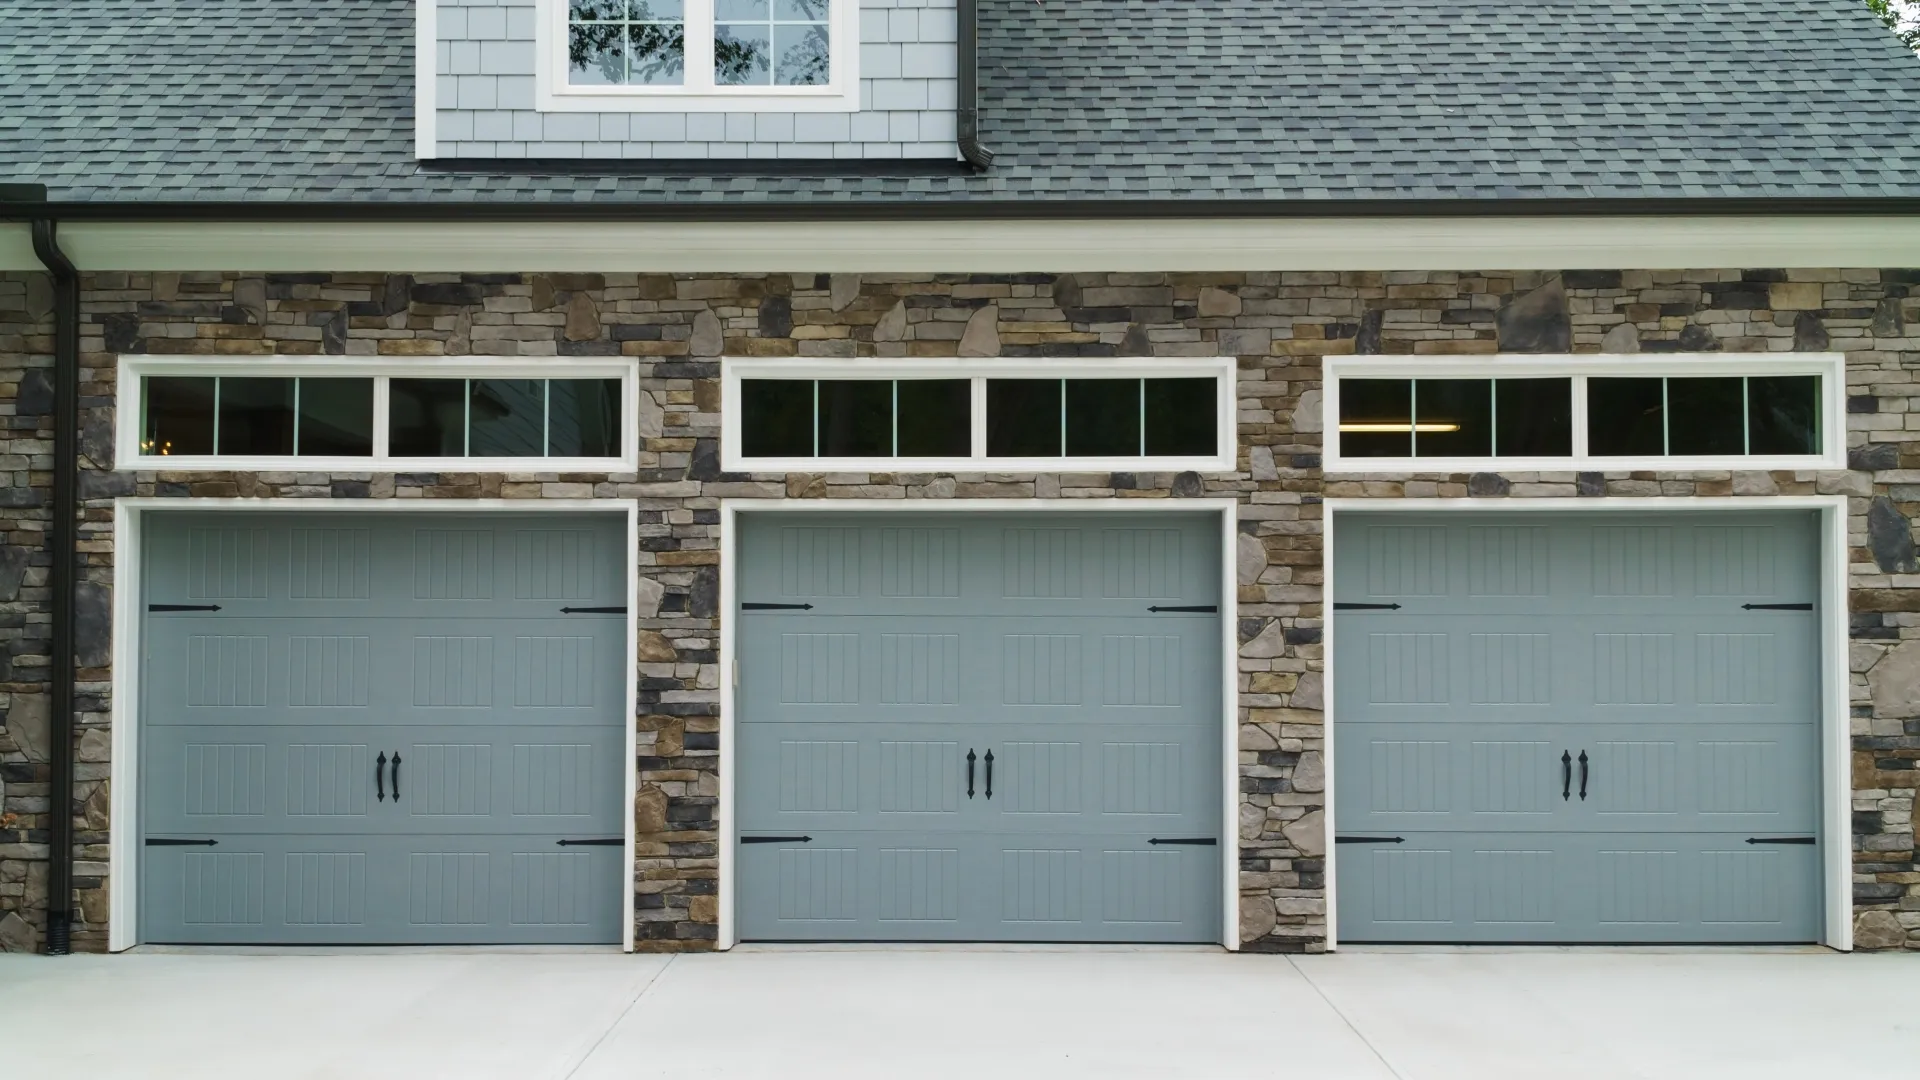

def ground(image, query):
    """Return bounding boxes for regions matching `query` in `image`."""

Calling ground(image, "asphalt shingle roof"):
[3,0,1919,206]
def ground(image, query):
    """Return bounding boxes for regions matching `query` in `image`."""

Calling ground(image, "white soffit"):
[3,215,1920,273]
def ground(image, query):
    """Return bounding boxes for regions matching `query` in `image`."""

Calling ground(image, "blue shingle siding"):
[3,0,1920,203]
[433,0,960,160]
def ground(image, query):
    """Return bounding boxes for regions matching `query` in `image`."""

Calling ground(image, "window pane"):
[740,379,814,457]
[1412,379,1491,457]
[773,20,829,86]
[389,379,468,457]
[1587,378,1665,456]
[548,378,624,457]
[1494,378,1573,457]
[628,16,686,85]
[569,1,684,86]
[297,378,373,457]
[1748,376,1820,456]
[568,21,627,85]
[1666,377,1744,456]
[987,379,1062,458]
[1064,379,1141,457]
[818,380,892,458]
[216,377,295,456]
[1337,379,1412,458]
[714,17,771,85]
[896,379,970,457]
[1145,378,1218,456]
[469,379,546,457]
[142,376,216,456]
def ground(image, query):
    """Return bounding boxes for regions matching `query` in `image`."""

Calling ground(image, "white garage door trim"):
[1322,496,1852,952]
[106,497,642,953]
[717,498,1242,951]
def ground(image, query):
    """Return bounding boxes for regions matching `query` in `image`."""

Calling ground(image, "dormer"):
[415,0,984,164]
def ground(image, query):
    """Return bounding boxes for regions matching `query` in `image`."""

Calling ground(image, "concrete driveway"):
[0,946,1911,1079]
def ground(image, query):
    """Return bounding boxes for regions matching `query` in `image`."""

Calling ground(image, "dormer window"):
[540,0,857,111]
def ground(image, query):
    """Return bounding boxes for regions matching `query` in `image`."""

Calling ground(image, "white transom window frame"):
[721,356,1239,473]
[115,355,641,473]
[534,0,862,113]
[1322,352,1847,474]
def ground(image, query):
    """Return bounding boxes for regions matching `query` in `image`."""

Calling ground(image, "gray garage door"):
[1334,511,1822,943]
[140,513,627,945]
[736,513,1222,942]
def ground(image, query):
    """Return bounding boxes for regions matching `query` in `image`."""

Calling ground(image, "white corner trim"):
[106,497,641,953]
[1321,496,1854,953]
[535,0,862,113]
[719,356,1238,473]
[1323,353,1847,474]
[716,498,1240,950]
[416,0,437,158]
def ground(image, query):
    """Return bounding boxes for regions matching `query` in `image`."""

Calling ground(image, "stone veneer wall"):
[0,267,1915,954]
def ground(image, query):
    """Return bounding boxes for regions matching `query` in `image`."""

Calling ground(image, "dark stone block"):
[409,282,482,306]
[1658,302,1698,317]
[75,580,110,667]
[758,295,793,338]
[78,470,134,499]
[1051,276,1083,310]
[1853,883,1905,902]
[1870,497,1920,576]
[265,273,330,285]
[15,368,54,416]
[1238,617,1268,643]
[330,480,370,499]
[1440,309,1486,325]
[1355,308,1384,354]
[1848,395,1879,414]
[136,300,226,318]
[692,509,720,525]
[689,566,718,618]
[558,340,620,356]
[1576,471,1606,497]
[1467,472,1511,497]
[1291,454,1321,469]
[1562,270,1623,289]
[381,275,413,315]
[1494,278,1570,352]
[219,305,251,324]
[1701,284,1768,310]
[0,546,26,602]
[1283,626,1322,646]
[652,363,720,379]
[317,309,347,355]
[541,273,596,290]
[1119,322,1150,355]
[1109,472,1137,490]
[1170,471,1204,498]
[1239,777,1287,794]
[0,487,44,508]
[1851,444,1900,472]
[1882,269,1920,284]
[689,439,721,482]
[684,732,719,751]
[611,323,664,341]
[1793,311,1829,351]
[1675,324,1719,351]
[101,313,140,353]
[156,481,190,497]
[1063,307,1133,324]
[1740,269,1789,283]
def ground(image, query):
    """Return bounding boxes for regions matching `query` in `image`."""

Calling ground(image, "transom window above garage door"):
[1324,354,1844,472]
[117,358,637,471]
[722,358,1235,471]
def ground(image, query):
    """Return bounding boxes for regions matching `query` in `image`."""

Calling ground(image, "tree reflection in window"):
[569,0,686,86]
[716,0,829,86]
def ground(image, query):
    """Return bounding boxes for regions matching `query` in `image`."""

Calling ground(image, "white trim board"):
[8,216,1920,273]
[1323,353,1847,474]
[105,497,642,954]
[716,497,1242,951]
[1320,496,1853,953]
[414,0,436,159]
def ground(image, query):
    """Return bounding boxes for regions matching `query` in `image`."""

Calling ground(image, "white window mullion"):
[971,376,988,461]
[292,378,302,456]
[372,376,392,461]
[1570,374,1590,458]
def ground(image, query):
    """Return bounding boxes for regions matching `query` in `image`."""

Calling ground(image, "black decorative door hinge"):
[561,606,627,614]
[1148,605,1218,613]
[1148,837,1218,846]
[145,838,218,846]
[1743,603,1812,611]
[743,602,814,611]
[556,838,624,846]
[149,604,221,612]
[1334,836,1406,845]
[1746,836,1816,845]
[1334,603,1401,611]
[740,836,813,844]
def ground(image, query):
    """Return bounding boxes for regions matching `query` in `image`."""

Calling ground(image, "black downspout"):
[28,215,79,955]
[956,0,994,170]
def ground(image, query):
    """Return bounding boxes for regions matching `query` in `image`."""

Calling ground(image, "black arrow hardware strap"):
[560,606,628,614]
[1743,603,1812,611]
[743,603,814,611]
[1334,603,1401,611]
[376,751,387,802]
[148,604,221,612]
[1148,605,1218,613]
[740,836,813,844]
[1746,836,1816,845]
[145,838,218,846]
[1148,837,1218,846]
[1334,836,1406,845]
[556,838,624,846]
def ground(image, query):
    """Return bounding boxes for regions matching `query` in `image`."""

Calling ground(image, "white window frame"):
[116,355,640,473]
[721,356,1238,473]
[1322,353,1846,474]
[535,0,861,113]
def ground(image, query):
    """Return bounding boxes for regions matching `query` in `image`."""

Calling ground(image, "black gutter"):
[6,196,1920,224]
[16,187,78,956]
[956,0,994,170]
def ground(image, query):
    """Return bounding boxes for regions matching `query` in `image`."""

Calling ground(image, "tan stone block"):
[634,786,669,834]
[637,631,677,663]
[622,340,691,356]
[1769,281,1824,310]
[1250,672,1299,694]
[689,895,718,923]
[1414,339,1499,354]
[377,338,444,355]
[656,549,719,566]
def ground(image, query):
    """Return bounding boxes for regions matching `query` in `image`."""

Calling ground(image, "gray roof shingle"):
[3,0,1919,206]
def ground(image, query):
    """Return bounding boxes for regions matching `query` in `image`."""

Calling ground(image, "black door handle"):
[984,750,994,800]
[391,752,402,802]
[376,751,387,802]
[1578,750,1589,801]
[1561,750,1571,802]
[966,749,976,799]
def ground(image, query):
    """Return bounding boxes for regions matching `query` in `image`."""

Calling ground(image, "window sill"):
[726,456,1237,475]
[119,457,636,475]
[1323,455,1846,475]
[536,84,862,113]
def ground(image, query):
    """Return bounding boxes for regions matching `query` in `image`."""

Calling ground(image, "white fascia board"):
[6,215,1920,273]
[416,0,437,159]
